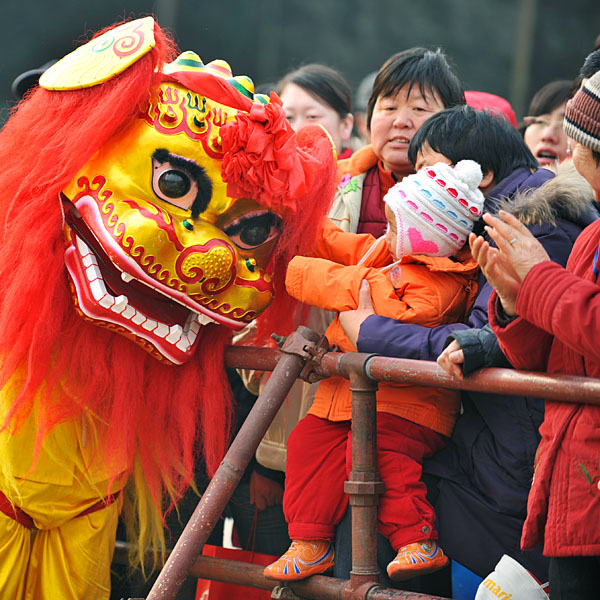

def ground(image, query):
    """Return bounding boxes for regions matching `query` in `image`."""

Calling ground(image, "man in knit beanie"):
[564,70,600,203]
[564,69,600,156]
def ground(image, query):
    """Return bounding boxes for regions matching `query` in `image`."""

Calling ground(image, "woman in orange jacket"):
[264,159,485,582]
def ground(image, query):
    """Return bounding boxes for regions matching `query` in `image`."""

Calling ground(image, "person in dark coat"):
[336,105,599,586]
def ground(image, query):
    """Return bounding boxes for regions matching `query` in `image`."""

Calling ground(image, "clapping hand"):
[470,211,550,316]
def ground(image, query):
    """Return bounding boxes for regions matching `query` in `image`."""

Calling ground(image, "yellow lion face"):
[61,79,281,365]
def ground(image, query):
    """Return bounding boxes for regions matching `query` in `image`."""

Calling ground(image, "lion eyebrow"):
[152,149,213,217]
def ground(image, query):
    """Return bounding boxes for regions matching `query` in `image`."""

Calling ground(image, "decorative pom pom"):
[453,160,483,190]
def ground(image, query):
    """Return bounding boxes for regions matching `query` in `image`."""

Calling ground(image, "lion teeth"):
[73,233,207,356]
[142,318,158,331]
[176,336,191,352]
[153,323,170,339]
[111,295,129,313]
[196,313,217,326]
[76,236,94,258]
[166,324,183,344]
[89,278,106,302]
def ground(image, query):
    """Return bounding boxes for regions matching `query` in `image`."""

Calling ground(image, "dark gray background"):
[1,0,598,124]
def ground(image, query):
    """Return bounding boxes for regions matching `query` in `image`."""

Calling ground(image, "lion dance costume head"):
[0,17,335,565]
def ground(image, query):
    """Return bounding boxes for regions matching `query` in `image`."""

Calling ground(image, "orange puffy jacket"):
[285,219,479,436]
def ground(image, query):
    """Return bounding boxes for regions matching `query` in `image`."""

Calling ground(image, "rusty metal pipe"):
[225,345,282,371]
[336,353,384,595]
[185,554,449,600]
[186,556,448,600]
[365,588,449,600]
[362,356,600,402]
[136,340,600,600]
[228,347,600,403]
[146,327,321,600]
[122,552,449,600]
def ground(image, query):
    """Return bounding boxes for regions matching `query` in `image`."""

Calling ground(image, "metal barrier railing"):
[125,325,600,600]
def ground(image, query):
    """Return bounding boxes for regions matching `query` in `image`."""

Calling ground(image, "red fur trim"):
[220,91,337,345]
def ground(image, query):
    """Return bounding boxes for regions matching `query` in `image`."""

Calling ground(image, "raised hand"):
[470,211,550,316]
[482,211,550,280]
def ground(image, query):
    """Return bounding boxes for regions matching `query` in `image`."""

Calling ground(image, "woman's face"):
[572,142,600,193]
[370,83,445,179]
[279,82,353,155]
[523,102,570,169]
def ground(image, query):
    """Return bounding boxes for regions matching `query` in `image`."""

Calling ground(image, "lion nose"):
[177,240,236,293]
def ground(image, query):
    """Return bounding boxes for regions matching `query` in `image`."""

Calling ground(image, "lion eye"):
[223,212,282,250]
[151,149,212,216]
[158,170,191,198]
[152,158,198,211]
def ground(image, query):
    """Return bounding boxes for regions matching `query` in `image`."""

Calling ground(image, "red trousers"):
[284,413,446,551]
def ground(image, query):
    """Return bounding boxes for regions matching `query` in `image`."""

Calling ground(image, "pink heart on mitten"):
[408,227,439,254]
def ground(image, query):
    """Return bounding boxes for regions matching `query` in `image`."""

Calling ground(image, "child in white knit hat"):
[383,159,485,260]
[264,160,485,583]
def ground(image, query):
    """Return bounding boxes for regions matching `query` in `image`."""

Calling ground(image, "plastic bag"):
[475,554,550,600]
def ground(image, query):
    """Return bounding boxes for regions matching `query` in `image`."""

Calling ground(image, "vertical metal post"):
[340,353,384,597]
[154,0,179,33]
[146,327,320,600]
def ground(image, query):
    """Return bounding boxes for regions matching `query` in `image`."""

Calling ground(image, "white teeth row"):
[75,236,215,352]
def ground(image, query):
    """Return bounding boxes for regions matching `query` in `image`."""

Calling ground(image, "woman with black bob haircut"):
[366,47,464,131]
[331,47,465,236]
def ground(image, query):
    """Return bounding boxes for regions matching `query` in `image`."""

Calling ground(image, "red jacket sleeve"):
[489,291,553,371]
[515,260,600,362]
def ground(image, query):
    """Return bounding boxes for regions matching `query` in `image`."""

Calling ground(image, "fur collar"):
[499,161,599,228]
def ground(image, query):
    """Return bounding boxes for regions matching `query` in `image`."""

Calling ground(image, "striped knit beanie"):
[384,160,485,258]
[564,70,600,153]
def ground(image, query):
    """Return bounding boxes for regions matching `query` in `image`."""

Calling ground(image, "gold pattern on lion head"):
[54,32,282,365]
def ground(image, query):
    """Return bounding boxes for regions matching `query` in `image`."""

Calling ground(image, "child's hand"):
[437,339,465,379]
[339,280,375,347]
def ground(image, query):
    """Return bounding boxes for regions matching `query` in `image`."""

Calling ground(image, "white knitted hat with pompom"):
[384,160,485,257]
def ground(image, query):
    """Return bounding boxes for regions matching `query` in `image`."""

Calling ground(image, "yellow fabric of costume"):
[0,391,126,600]
[0,505,118,600]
